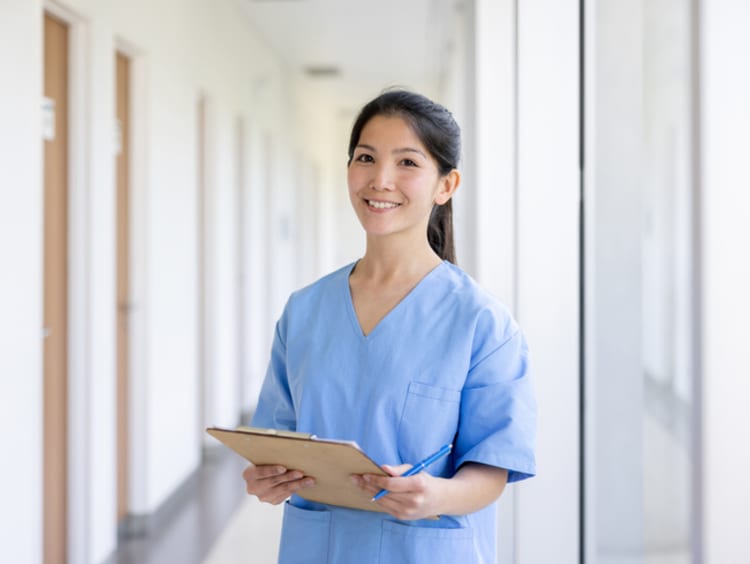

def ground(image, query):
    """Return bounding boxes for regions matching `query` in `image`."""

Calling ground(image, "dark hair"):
[347,89,461,264]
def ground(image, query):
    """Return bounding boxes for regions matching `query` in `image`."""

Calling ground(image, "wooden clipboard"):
[206,426,390,513]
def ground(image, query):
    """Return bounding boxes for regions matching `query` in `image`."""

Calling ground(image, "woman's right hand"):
[242,464,315,505]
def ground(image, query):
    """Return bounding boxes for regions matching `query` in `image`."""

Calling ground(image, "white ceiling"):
[238,0,459,110]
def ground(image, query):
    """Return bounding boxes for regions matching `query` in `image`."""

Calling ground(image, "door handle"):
[118,301,135,314]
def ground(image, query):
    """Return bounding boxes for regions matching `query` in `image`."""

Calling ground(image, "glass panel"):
[641,1,693,562]
[587,0,695,562]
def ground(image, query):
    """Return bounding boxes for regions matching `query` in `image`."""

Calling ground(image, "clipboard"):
[206,426,390,513]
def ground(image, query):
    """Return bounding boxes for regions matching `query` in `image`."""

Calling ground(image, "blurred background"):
[0,0,747,563]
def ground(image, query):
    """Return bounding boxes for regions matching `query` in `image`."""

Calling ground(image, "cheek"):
[347,168,363,194]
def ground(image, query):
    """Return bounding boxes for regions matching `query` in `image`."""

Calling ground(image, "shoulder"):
[290,262,353,301]
[280,262,354,321]
[438,262,521,352]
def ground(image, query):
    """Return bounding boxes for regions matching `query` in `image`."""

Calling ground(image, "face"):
[347,115,457,242]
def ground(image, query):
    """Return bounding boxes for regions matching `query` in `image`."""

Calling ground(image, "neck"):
[357,235,442,281]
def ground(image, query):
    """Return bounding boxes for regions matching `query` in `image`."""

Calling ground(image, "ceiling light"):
[303,65,342,78]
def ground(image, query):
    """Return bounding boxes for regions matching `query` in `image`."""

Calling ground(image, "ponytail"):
[428,200,456,264]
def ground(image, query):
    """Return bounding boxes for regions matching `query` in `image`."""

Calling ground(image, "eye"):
[400,158,418,167]
[355,153,374,163]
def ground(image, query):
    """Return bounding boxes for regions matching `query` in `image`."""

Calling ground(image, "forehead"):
[358,114,425,149]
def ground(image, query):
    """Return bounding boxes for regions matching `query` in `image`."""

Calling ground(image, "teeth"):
[367,200,400,209]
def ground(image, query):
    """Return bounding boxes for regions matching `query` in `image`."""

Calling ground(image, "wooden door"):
[115,51,131,524]
[43,13,69,564]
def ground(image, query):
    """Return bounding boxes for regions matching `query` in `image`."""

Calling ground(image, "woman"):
[243,89,536,563]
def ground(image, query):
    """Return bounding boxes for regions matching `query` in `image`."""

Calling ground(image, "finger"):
[366,472,427,495]
[375,494,427,521]
[268,474,314,494]
[382,463,413,477]
[256,465,289,479]
[352,477,381,497]
[250,470,302,494]
[365,463,413,492]
[266,470,307,489]
[353,474,388,497]
[262,476,316,504]
[243,464,285,483]
[363,473,404,493]
[247,469,308,499]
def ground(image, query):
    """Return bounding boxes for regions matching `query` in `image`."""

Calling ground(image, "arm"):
[354,462,508,521]
[245,306,315,504]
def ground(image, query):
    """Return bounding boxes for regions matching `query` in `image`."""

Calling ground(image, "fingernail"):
[303,479,314,487]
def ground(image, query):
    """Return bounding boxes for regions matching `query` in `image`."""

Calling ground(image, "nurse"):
[243,89,537,563]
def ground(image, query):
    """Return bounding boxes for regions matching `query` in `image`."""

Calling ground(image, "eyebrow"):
[356,144,427,159]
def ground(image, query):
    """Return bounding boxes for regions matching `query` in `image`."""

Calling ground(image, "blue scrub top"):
[252,261,536,564]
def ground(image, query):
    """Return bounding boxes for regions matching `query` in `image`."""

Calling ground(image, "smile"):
[366,199,401,209]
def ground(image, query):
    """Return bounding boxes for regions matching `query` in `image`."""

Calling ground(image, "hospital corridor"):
[1,0,748,563]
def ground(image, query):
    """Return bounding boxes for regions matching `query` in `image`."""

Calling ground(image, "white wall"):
[0,0,336,561]
[701,2,750,562]
[0,2,43,563]
[515,1,580,562]
[473,0,516,305]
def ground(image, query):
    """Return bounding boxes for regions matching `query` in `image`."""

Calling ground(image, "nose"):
[370,163,395,191]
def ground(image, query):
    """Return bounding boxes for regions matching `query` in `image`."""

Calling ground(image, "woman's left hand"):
[352,464,447,521]
[353,462,509,520]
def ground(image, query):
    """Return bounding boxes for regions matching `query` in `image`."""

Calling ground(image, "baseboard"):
[116,448,224,540]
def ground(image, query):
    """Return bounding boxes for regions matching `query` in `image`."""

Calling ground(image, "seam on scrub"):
[468,328,522,373]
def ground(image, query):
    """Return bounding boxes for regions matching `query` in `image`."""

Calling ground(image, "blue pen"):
[371,443,453,501]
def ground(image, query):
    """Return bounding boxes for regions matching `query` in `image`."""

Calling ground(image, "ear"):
[434,169,461,205]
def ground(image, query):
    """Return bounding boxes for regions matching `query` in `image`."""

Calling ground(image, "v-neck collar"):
[343,260,447,341]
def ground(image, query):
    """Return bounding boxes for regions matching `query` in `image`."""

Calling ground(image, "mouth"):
[365,199,401,210]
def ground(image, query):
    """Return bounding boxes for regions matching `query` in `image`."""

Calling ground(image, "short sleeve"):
[250,309,297,431]
[454,328,537,483]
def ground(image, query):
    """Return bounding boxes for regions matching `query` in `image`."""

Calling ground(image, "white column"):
[515,0,581,563]
[700,1,750,562]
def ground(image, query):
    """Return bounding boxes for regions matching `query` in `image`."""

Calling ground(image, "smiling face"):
[347,114,457,245]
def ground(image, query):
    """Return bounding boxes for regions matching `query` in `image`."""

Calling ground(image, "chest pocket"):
[397,381,461,473]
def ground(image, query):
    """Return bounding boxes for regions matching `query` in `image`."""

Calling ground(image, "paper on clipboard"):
[206,426,390,513]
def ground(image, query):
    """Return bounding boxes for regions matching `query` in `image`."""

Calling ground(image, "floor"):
[202,498,283,564]
[108,449,272,564]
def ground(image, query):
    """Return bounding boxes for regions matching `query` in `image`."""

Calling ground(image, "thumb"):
[381,463,413,477]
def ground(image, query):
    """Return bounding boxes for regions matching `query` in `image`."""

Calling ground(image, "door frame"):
[43,2,88,563]
[113,35,149,530]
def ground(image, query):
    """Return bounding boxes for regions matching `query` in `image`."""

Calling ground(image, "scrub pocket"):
[398,381,461,467]
[379,520,474,563]
[278,502,331,564]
